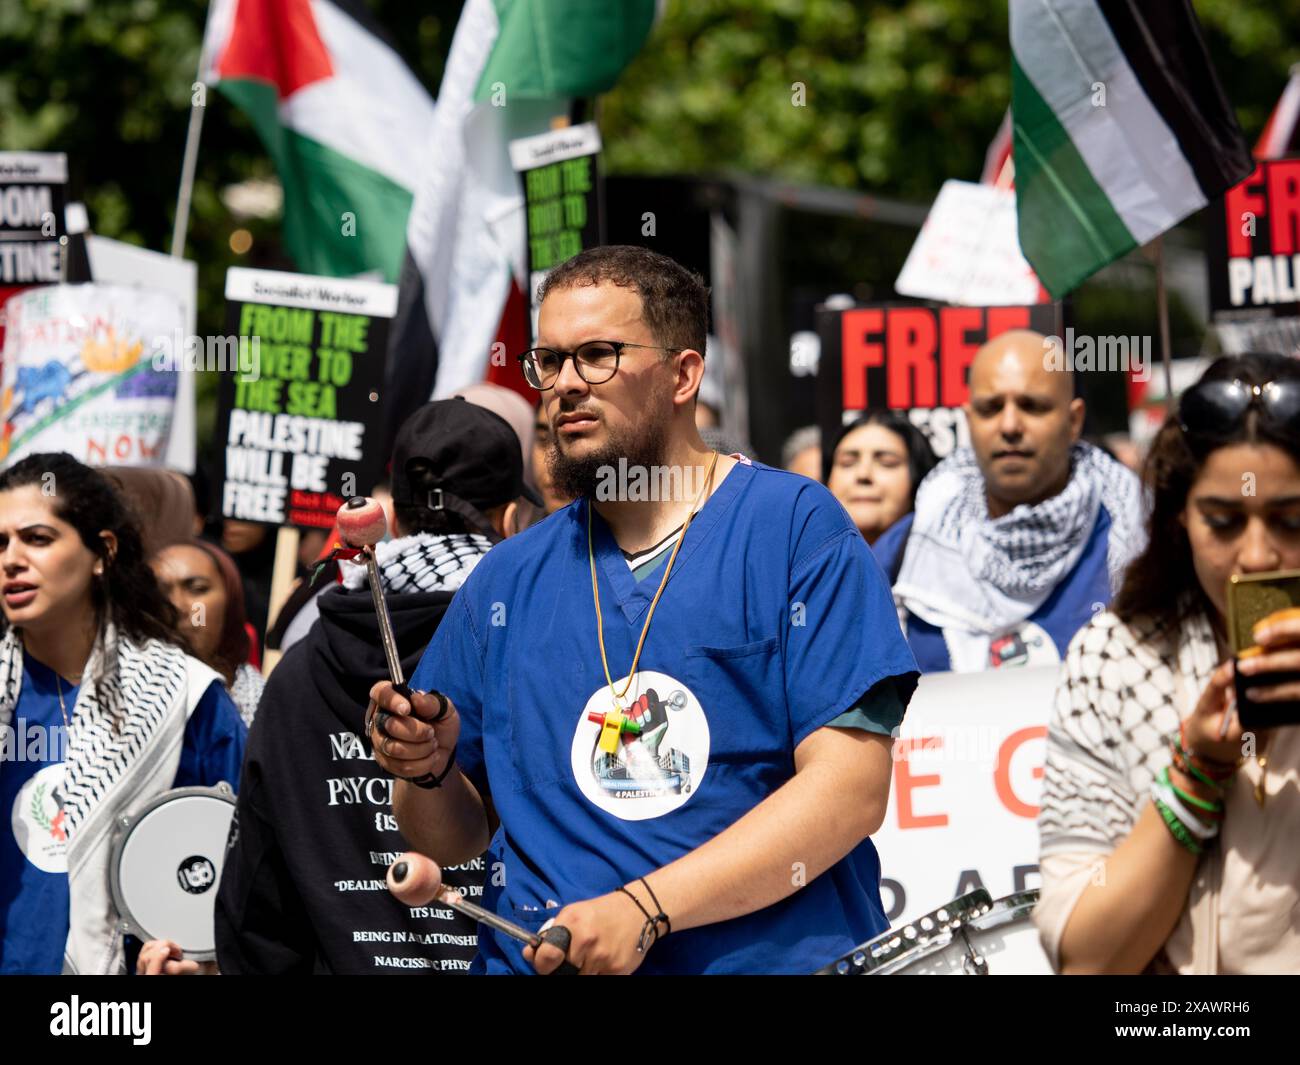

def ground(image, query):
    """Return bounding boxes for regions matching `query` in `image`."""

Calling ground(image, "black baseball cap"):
[390,399,543,532]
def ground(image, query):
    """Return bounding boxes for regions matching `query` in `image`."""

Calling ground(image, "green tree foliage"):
[603,0,1300,195]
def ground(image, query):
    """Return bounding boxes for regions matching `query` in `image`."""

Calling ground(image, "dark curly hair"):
[536,244,710,358]
[1114,353,1300,627]
[0,453,184,649]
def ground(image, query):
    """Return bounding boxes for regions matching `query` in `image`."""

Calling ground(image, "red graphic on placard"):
[840,305,1034,411]
[216,0,334,100]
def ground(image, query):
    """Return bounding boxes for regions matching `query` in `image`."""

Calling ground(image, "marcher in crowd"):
[872,330,1145,672]
[152,539,264,727]
[215,399,537,974]
[1036,353,1300,974]
[782,425,822,482]
[0,454,244,975]
[828,411,936,551]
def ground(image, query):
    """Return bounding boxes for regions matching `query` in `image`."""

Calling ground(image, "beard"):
[546,391,672,500]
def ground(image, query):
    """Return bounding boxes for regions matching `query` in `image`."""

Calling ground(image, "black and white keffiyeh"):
[894,442,1145,670]
[340,532,492,596]
[0,621,219,972]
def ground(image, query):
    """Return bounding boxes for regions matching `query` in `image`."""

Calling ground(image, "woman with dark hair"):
[0,454,246,974]
[1035,353,1300,974]
[152,540,265,727]
[826,411,937,548]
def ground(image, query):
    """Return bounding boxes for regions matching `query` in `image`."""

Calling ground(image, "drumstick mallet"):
[337,497,411,700]
[388,857,578,974]
[338,498,578,974]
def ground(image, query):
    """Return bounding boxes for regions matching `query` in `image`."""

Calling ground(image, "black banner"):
[1208,158,1300,318]
[215,268,395,529]
[0,152,66,285]
[511,122,603,324]
[816,301,1059,461]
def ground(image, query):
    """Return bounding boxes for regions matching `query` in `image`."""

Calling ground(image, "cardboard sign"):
[0,283,184,468]
[0,153,66,285]
[873,665,1056,925]
[895,180,1048,307]
[510,123,602,325]
[815,302,1057,460]
[1209,159,1300,316]
[215,268,397,529]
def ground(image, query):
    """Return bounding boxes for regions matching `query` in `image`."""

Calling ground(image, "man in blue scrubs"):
[368,246,918,974]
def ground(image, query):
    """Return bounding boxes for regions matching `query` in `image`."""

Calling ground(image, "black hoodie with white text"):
[215,556,487,975]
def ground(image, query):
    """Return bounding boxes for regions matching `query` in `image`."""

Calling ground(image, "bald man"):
[871,330,1146,673]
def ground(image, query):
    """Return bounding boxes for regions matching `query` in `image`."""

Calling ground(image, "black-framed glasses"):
[1178,378,1300,442]
[516,340,682,391]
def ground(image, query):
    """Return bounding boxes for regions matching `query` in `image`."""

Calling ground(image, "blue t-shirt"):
[0,652,246,974]
[872,507,1115,672]
[410,460,919,974]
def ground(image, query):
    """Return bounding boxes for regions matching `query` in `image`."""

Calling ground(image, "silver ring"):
[381,734,394,758]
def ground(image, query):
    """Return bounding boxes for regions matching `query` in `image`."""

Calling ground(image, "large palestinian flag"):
[1011,0,1252,298]
[384,0,658,432]
[200,0,436,283]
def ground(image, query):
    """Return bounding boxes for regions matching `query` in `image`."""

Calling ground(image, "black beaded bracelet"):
[407,746,457,790]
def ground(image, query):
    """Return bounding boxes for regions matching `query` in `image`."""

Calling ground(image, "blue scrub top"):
[0,652,246,974]
[411,459,918,974]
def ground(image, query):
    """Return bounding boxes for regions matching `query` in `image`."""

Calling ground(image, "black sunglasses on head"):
[1178,378,1300,441]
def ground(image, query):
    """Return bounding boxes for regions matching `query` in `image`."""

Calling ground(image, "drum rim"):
[109,783,235,963]
[814,888,1042,976]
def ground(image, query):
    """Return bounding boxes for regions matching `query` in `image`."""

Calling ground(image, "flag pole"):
[171,100,206,258]
[171,5,216,258]
[1154,235,1174,401]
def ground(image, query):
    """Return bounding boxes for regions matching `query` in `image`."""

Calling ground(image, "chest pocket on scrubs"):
[507,670,576,793]
[682,636,785,763]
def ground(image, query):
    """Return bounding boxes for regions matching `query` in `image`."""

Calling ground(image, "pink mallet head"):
[387,852,443,907]
[336,496,388,547]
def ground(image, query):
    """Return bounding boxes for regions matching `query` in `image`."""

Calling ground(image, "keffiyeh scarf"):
[893,442,1145,670]
[339,531,493,595]
[0,622,218,973]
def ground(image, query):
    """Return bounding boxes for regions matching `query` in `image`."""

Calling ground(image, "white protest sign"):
[874,665,1058,925]
[895,179,1045,307]
[86,235,198,472]
[0,283,185,468]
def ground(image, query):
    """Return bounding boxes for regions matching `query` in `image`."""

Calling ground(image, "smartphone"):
[1226,569,1300,728]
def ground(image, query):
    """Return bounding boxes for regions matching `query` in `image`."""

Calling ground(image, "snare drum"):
[109,784,236,961]
[816,889,1053,975]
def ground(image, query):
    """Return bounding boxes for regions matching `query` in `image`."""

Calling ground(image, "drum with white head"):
[109,784,236,961]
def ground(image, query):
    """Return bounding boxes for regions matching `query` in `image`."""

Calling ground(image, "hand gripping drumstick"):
[388,853,579,975]
[337,497,410,698]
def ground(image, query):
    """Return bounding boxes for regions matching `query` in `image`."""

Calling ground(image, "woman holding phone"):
[1035,352,1300,974]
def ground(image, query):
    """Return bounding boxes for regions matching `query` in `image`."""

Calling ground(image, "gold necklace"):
[54,674,70,732]
[589,450,719,711]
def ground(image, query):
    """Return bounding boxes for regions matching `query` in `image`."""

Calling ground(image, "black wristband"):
[407,746,457,790]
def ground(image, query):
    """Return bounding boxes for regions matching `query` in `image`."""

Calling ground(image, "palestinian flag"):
[1011,0,1252,298]
[200,0,436,283]
[1256,64,1300,160]
[384,0,658,435]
